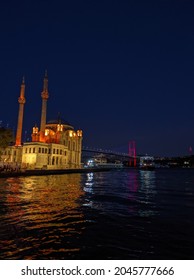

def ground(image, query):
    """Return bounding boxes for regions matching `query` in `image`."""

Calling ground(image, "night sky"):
[0,0,194,157]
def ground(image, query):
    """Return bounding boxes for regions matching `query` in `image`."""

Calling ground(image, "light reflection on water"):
[83,173,94,193]
[6,175,84,223]
[0,174,85,259]
[0,169,194,260]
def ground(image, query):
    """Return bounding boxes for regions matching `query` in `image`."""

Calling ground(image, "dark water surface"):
[0,169,194,260]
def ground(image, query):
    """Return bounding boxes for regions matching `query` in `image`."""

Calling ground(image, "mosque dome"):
[46,118,74,131]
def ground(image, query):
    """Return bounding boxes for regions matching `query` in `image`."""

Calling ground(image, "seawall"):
[0,167,111,178]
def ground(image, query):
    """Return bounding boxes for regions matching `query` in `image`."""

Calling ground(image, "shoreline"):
[0,167,112,178]
[1,166,193,178]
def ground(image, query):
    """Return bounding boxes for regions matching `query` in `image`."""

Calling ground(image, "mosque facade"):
[1,72,83,170]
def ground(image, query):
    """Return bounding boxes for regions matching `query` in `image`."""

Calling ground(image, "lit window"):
[57,124,63,132]
[33,126,38,134]
[77,130,82,137]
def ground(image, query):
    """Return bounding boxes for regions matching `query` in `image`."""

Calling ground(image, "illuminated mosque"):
[2,72,83,169]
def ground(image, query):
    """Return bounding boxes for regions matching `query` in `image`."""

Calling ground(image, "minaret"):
[40,70,49,142]
[15,77,26,146]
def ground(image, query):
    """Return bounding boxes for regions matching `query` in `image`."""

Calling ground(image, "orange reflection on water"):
[2,174,86,259]
[5,174,85,229]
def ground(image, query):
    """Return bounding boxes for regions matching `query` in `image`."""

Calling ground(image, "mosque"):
[1,72,83,170]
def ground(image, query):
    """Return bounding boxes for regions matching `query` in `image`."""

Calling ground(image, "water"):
[0,168,194,260]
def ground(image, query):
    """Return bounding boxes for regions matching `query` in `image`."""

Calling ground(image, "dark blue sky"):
[0,0,194,156]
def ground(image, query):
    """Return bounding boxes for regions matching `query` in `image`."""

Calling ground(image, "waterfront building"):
[0,72,83,170]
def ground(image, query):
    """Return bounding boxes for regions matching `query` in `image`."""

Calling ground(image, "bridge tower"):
[128,140,136,167]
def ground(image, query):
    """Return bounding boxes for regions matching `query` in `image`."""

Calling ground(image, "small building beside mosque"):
[0,72,83,170]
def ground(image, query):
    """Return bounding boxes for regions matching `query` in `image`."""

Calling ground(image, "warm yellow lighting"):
[33,126,38,134]
[69,131,73,137]
[24,154,36,164]
[77,130,82,137]
[45,129,49,136]
[57,124,63,132]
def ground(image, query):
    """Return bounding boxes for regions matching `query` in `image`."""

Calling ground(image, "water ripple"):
[0,169,194,259]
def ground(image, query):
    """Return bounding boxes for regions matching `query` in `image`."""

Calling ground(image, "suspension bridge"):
[82,141,138,166]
